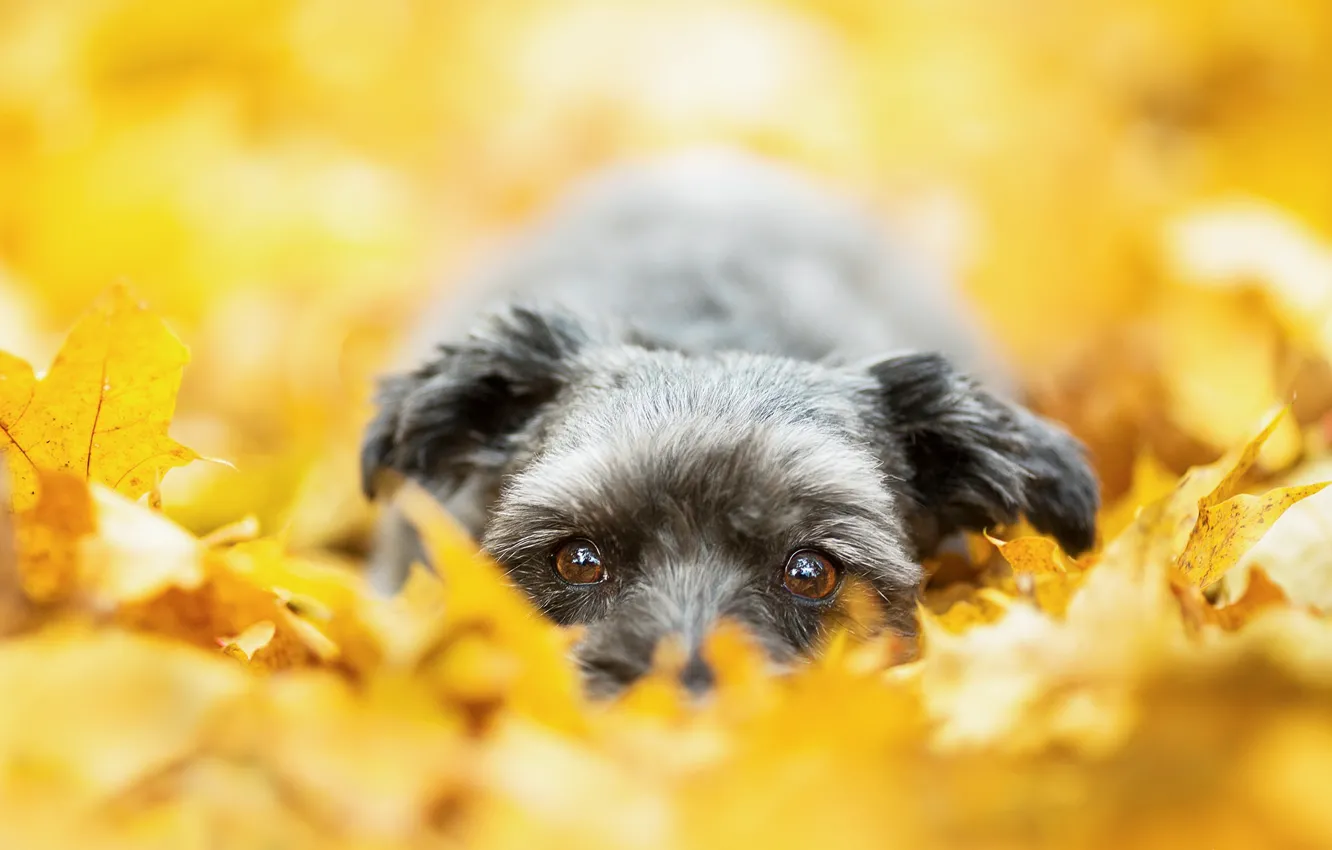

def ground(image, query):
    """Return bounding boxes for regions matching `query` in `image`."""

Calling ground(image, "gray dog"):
[361,151,1098,696]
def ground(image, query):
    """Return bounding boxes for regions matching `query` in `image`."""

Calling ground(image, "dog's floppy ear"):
[360,306,588,498]
[866,353,1099,556]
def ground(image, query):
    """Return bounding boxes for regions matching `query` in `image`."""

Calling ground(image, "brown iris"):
[783,549,838,600]
[553,538,607,585]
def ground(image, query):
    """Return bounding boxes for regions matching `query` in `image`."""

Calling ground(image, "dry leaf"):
[1100,406,1290,575]
[1177,482,1330,588]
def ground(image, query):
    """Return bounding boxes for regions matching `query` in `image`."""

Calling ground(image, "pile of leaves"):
[5,0,1332,848]
[4,297,1332,850]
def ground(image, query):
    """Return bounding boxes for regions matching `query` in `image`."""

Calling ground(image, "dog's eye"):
[552,538,607,585]
[783,549,838,600]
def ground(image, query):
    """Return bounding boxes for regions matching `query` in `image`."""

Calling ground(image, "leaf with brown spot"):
[1100,406,1290,575]
[1177,482,1330,588]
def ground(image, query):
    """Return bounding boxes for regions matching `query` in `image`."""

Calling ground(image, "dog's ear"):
[360,307,588,499]
[866,353,1099,556]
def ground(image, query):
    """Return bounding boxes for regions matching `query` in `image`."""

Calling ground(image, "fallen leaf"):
[987,532,1072,574]
[0,627,249,798]
[396,484,586,733]
[1230,461,1332,610]
[219,620,277,663]
[1100,452,1178,541]
[1100,406,1290,575]
[1153,284,1300,467]
[259,672,467,839]
[1176,482,1330,588]
[0,455,25,636]
[0,286,198,511]
[79,484,205,607]
[1210,567,1290,631]
[14,470,96,604]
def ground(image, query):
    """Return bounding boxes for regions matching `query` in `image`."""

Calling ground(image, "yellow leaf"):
[13,470,95,605]
[921,584,1009,635]
[14,472,203,611]
[986,532,1072,574]
[0,456,24,636]
[1101,406,1290,574]
[1153,284,1300,467]
[0,627,249,798]
[219,619,277,663]
[1169,202,1332,366]
[80,483,204,606]
[1099,451,1178,541]
[396,484,587,732]
[1229,470,1332,610]
[360,563,449,670]
[259,672,467,838]
[1176,482,1330,588]
[0,286,198,511]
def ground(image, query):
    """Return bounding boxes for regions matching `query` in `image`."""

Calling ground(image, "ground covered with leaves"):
[4,1,1332,848]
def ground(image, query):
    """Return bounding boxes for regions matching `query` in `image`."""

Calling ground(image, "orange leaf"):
[1212,567,1290,631]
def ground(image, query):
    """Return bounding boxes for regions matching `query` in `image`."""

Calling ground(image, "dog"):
[361,151,1099,696]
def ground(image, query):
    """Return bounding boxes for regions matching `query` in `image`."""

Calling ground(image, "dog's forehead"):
[566,348,869,442]
[510,349,895,526]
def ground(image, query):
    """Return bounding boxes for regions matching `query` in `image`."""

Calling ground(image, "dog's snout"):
[678,650,716,695]
[579,632,718,698]
[574,563,754,697]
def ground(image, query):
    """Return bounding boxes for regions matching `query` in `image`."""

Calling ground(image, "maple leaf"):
[0,286,198,511]
[1100,406,1290,575]
[0,457,24,636]
[1176,481,1330,588]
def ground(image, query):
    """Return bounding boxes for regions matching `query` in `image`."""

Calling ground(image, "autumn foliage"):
[4,2,1332,848]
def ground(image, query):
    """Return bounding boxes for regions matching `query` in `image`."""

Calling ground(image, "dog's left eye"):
[783,549,839,600]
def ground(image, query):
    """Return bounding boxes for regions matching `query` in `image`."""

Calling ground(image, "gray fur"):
[362,150,1099,696]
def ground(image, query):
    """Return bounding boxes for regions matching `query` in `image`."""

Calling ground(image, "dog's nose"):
[678,650,716,696]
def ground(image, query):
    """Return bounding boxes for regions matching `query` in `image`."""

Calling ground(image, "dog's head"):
[362,307,1098,696]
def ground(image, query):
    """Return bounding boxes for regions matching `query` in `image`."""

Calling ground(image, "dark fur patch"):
[360,306,588,498]
[867,353,1098,556]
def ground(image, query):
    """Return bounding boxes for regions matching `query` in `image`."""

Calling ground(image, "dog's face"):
[362,308,1098,696]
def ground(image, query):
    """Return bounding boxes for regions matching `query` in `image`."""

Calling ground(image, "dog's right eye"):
[783,549,839,600]
[552,538,607,585]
